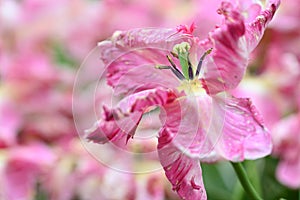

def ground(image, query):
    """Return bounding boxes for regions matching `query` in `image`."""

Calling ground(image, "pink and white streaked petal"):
[158,128,207,200]
[106,51,180,95]
[109,28,191,50]
[201,0,280,94]
[98,28,195,95]
[201,1,248,94]
[213,96,272,161]
[97,28,180,66]
[86,88,177,145]
[245,0,280,51]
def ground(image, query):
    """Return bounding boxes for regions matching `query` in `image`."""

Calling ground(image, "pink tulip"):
[86,1,280,199]
[1,144,56,200]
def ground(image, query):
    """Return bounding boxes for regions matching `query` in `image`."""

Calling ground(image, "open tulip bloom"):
[85,0,280,199]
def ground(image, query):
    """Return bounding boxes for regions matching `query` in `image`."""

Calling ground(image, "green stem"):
[231,162,263,200]
[244,160,262,195]
[232,179,244,200]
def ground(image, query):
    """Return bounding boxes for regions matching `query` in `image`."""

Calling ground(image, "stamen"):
[166,55,176,68]
[166,55,185,80]
[171,68,185,80]
[188,65,194,80]
[195,48,213,77]
[187,55,194,80]
[155,65,171,69]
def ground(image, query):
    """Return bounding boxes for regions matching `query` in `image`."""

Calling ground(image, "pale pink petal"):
[213,96,272,161]
[98,28,193,95]
[106,54,180,95]
[86,88,177,145]
[159,97,218,162]
[201,2,248,94]
[158,127,207,200]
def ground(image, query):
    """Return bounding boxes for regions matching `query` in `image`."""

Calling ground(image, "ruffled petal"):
[213,96,272,161]
[245,0,281,51]
[201,2,248,94]
[86,88,177,145]
[200,1,280,94]
[98,28,194,95]
[157,128,207,200]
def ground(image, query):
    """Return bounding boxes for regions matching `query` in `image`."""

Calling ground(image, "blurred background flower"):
[0,0,299,200]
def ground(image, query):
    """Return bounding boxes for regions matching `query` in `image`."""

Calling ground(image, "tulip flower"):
[86,0,280,199]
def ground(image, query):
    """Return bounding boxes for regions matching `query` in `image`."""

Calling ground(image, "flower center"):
[155,42,212,96]
[155,42,212,82]
[177,79,207,96]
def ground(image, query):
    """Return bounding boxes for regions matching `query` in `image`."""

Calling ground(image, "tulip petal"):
[245,0,280,51]
[158,127,207,200]
[201,1,280,94]
[201,2,247,94]
[159,96,220,162]
[86,88,177,145]
[98,28,193,95]
[213,96,272,161]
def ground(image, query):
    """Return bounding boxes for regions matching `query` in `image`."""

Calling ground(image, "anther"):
[155,65,171,69]
[195,48,213,77]
[170,51,179,58]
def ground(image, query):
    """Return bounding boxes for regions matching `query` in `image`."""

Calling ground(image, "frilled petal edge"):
[85,88,177,145]
[200,0,280,94]
[158,127,207,200]
[213,96,272,161]
[201,2,248,94]
[245,0,281,51]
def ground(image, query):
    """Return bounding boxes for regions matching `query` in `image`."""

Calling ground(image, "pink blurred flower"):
[0,98,21,147]
[272,113,300,189]
[87,1,280,199]
[43,138,136,200]
[270,0,300,32]
[0,143,56,200]
[0,50,75,141]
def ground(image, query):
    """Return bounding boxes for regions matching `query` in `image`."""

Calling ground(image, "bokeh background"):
[0,0,299,199]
